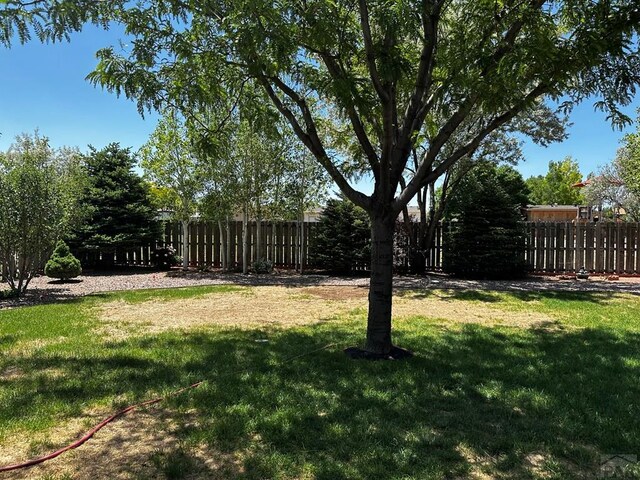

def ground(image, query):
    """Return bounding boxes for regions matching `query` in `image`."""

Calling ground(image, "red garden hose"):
[0,343,335,474]
[0,380,205,473]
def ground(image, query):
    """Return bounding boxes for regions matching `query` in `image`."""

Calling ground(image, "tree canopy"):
[89,0,640,355]
[526,157,585,205]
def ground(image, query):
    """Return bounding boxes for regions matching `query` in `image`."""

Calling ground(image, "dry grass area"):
[97,286,556,339]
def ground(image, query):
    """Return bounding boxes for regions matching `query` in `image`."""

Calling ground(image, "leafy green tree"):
[280,139,331,273]
[236,119,288,270]
[87,0,640,354]
[51,146,91,238]
[147,182,177,211]
[310,197,371,275]
[526,157,585,205]
[0,0,117,47]
[617,110,640,202]
[45,240,82,281]
[443,163,528,279]
[140,111,206,270]
[0,133,64,295]
[70,143,159,267]
[585,113,640,221]
[194,109,240,273]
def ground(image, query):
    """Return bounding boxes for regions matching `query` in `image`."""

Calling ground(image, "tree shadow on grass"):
[2,324,640,479]
[189,326,640,479]
[505,289,638,304]
[394,288,631,310]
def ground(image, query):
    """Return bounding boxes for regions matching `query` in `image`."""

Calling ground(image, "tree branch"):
[320,53,381,179]
[392,0,546,191]
[257,75,371,210]
[357,0,389,104]
[394,83,549,212]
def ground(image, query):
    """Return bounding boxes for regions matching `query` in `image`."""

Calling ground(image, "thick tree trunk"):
[182,220,190,270]
[364,214,395,354]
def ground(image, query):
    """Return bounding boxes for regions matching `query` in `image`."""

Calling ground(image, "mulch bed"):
[1,269,639,310]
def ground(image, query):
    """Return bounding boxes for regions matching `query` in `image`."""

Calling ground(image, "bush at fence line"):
[151,246,180,270]
[443,163,528,280]
[45,240,82,281]
[309,197,371,274]
[252,258,274,274]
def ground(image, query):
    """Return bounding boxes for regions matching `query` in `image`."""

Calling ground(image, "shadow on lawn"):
[397,287,631,306]
[3,324,640,479]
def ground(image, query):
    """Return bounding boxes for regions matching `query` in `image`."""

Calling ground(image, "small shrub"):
[0,289,19,300]
[152,246,180,270]
[44,241,82,281]
[252,258,274,274]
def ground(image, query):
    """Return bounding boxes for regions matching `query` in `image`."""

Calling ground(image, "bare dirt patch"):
[0,366,23,381]
[299,286,368,300]
[97,286,555,339]
[0,407,242,480]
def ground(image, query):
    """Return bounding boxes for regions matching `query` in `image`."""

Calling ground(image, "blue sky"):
[0,25,160,153]
[0,24,638,185]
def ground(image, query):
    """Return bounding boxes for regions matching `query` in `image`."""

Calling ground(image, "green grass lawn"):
[1,286,640,479]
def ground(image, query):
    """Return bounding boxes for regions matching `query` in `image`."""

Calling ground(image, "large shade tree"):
[6,0,640,356]
[91,0,640,357]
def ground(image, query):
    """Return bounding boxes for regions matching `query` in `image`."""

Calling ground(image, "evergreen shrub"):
[45,240,82,281]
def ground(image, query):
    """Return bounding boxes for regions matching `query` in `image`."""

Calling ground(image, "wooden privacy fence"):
[173,220,317,269]
[524,221,640,274]
[105,220,640,275]
[411,221,640,274]
[109,220,318,269]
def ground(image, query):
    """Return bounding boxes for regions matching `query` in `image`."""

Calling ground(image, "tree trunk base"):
[343,346,413,361]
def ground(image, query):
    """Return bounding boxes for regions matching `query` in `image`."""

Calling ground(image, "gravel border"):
[1,269,639,309]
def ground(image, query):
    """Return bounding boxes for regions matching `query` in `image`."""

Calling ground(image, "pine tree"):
[443,164,528,279]
[310,197,370,275]
[69,143,159,267]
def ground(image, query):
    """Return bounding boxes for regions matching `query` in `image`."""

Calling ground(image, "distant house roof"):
[572,179,591,188]
[525,205,579,211]
[572,177,624,188]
